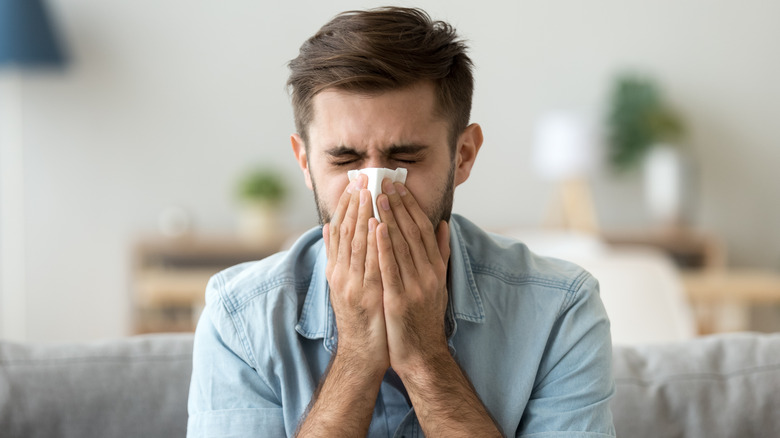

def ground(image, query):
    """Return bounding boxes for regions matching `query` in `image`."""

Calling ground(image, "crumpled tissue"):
[347,167,408,221]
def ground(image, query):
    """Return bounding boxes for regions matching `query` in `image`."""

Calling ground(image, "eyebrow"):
[324,143,429,158]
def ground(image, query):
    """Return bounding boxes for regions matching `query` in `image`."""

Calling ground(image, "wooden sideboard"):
[131,234,284,333]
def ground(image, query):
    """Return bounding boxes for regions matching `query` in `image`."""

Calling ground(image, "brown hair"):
[287,6,474,150]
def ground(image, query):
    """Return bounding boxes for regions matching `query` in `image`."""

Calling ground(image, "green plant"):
[237,167,287,205]
[606,73,685,172]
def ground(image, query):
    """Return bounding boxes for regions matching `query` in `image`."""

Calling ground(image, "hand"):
[375,178,451,375]
[311,177,501,438]
[323,174,389,374]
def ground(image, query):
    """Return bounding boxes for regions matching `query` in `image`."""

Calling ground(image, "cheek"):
[320,174,350,208]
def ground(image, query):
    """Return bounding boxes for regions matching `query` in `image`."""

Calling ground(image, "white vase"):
[643,144,690,227]
[238,201,282,246]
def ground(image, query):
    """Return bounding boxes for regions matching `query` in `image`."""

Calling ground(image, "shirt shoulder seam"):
[221,275,312,314]
[469,263,585,293]
[214,273,310,370]
[557,270,591,318]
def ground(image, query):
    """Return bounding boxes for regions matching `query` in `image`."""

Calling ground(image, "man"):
[188,7,615,437]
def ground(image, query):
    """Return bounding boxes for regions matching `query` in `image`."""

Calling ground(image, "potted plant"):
[236,167,287,245]
[606,73,690,226]
[606,73,685,172]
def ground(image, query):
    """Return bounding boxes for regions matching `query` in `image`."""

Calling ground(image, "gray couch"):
[2,332,779,437]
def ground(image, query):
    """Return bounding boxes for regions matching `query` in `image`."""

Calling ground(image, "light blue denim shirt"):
[187,214,615,437]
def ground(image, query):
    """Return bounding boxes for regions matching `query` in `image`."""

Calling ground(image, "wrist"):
[332,347,388,382]
[393,344,454,385]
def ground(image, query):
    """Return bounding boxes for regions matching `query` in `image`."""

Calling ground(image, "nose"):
[363,157,392,169]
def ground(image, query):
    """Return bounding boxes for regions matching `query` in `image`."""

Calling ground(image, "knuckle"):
[396,240,412,259]
[387,264,402,282]
[329,221,340,237]
[404,223,421,242]
[340,222,353,239]
[419,219,433,235]
[348,258,361,274]
[351,238,364,253]
[329,271,343,288]
[390,194,404,207]
[363,274,381,288]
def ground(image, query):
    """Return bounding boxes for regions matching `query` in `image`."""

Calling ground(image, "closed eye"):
[387,144,427,165]
[331,158,360,166]
[325,146,363,167]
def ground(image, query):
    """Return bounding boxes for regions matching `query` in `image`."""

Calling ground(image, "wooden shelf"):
[681,268,780,334]
[682,269,780,304]
[601,226,726,269]
[131,233,283,333]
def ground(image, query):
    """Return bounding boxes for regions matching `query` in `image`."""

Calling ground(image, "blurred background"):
[1,0,779,343]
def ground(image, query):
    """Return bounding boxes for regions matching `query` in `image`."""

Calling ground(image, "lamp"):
[1,0,66,340]
[532,111,600,234]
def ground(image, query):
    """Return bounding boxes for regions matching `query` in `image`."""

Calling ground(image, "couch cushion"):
[612,332,780,438]
[0,333,193,438]
[3,331,779,437]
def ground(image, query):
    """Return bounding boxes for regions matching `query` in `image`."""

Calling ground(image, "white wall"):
[3,0,779,341]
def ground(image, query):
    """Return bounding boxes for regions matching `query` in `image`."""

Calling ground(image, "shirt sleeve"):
[187,276,287,438]
[518,273,616,437]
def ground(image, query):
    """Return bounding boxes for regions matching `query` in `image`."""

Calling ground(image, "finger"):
[395,182,442,264]
[328,178,358,264]
[337,178,364,266]
[380,179,428,269]
[349,188,372,278]
[329,174,365,264]
[364,218,381,288]
[377,185,418,283]
[376,222,404,293]
[323,224,330,253]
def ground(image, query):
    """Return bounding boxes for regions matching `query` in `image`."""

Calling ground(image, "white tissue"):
[347,167,408,221]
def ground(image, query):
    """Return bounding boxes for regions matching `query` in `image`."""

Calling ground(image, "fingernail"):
[383,179,396,195]
[395,183,407,196]
[360,189,368,205]
[379,195,390,211]
[380,224,389,237]
[368,219,376,232]
[347,180,358,194]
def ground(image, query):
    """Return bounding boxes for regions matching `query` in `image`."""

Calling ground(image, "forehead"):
[307,82,449,152]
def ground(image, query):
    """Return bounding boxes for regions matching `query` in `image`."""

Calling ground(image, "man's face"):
[293,81,462,226]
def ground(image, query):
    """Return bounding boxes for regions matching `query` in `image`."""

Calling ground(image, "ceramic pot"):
[238,201,282,245]
[643,144,692,227]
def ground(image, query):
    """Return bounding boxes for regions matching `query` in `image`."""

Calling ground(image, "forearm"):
[295,353,385,437]
[298,179,389,436]
[400,354,503,438]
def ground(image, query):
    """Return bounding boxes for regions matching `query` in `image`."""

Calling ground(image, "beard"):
[312,160,455,228]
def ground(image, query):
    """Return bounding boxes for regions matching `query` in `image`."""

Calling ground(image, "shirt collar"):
[447,215,486,324]
[294,237,338,352]
[295,215,485,353]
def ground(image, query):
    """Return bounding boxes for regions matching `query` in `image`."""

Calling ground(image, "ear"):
[453,123,483,187]
[291,133,313,190]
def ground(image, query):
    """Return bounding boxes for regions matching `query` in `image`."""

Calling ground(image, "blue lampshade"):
[0,0,66,67]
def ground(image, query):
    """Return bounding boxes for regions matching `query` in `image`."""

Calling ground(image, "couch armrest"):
[0,333,194,438]
[612,332,780,437]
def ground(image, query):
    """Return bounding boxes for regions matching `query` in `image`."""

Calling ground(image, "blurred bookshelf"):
[131,234,284,333]
[601,226,726,270]
[602,226,780,334]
